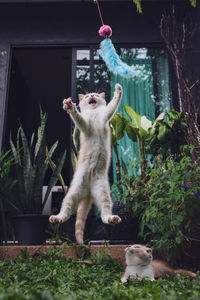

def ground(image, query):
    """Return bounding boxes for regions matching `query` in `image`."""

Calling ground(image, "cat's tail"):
[75,199,93,245]
[175,269,196,278]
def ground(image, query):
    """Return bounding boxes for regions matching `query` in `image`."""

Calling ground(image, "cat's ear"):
[100,92,105,99]
[78,94,84,102]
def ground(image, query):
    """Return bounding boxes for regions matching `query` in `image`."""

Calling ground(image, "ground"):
[0,246,200,300]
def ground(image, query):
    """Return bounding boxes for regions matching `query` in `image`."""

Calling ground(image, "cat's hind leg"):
[75,197,93,244]
[91,177,121,224]
[49,173,88,224]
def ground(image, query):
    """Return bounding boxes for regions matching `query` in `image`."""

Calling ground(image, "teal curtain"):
[111,50,171,181]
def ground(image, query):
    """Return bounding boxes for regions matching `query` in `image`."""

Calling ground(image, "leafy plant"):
[9,110,66,214]
[124,149,200,263]
[122,105,165,179]
[0,150,17,242]
[147,109,186,160]
[110,113,127,181]
[111,107,186,181]
[133,0,196,14]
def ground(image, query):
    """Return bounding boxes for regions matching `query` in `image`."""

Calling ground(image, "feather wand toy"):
[94,0,142,78]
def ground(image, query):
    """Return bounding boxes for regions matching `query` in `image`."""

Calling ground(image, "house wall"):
[0,0,199,149]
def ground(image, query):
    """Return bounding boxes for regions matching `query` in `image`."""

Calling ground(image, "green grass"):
[0,246,200,300]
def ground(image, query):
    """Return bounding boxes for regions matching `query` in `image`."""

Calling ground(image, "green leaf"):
[43,150,67,209]
[123,105,141,129]
[133,0,142,13]
[190,0,196,8]
[71,148,77,173]
[34,111,47,158]
[110,114,126,146]
[157,124,168,141]
[123,105,149,139]
[19,126,33,207]
[125,123,138,142]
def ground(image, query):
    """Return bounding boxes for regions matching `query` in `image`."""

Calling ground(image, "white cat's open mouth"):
[89,99,97,105]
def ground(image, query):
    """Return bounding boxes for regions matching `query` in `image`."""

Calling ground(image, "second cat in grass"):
[121,244,196,283]
[49,84,123,244]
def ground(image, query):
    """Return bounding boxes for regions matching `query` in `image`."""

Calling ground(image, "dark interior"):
[5,47,73,185]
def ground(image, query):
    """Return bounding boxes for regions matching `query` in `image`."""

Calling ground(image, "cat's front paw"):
[63,98,75,113]
[108,215,122,224]
[49,215,64,224]
[114,84,122,99]
[115,83,122,93]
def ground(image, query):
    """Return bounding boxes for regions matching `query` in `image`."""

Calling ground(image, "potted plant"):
[10,109,66,245]
[0,150,18,244]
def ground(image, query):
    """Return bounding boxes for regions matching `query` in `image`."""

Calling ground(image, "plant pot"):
[105,202,140,244]
[13,214,49,245]
[60,215,95,243]
[105,213,139,244]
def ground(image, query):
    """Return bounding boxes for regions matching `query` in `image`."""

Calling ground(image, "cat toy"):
[94,0,142,78]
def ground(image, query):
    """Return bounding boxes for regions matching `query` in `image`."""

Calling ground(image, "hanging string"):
[93,0,104,26]
[93,0,112,38]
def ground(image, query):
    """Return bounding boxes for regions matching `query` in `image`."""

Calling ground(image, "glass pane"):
[94,49,111,102]
[150,49,172,113]
[118,47,172,113]
[76,49,90,96]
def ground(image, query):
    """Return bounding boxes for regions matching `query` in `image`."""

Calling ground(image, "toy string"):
[93,0,104,26]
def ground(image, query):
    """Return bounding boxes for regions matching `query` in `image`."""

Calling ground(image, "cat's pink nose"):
[91,94,94,98]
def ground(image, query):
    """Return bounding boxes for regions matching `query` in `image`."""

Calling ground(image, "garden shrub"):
[112,148,200,265]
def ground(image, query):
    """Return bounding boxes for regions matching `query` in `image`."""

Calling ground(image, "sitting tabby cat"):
[49,84,123,244]
[121,244,196,283]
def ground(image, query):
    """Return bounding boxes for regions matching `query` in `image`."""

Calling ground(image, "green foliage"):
[147,109,186,159]
[190,0,196,7]
[10,110,66,214]
[110,114,126,148]
[116,149,200,262]
[141,152,200,258]
[110,113,127,180]
[0,150,17,242]
[133,0,142,14]
[123,105,157,161]
[113,107,186,165]
[0,247,200,300]
[133,0,196,13]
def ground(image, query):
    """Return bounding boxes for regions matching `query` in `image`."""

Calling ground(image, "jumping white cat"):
[49,83,123,244]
